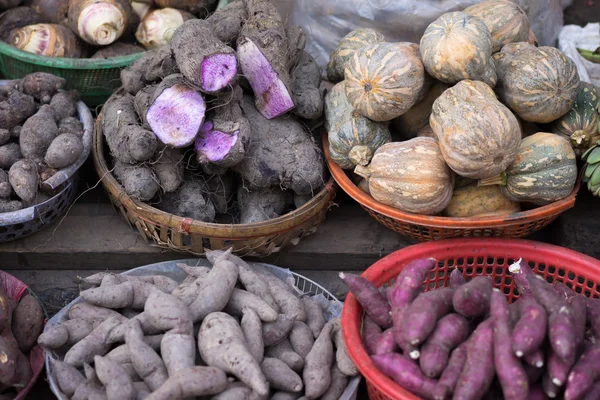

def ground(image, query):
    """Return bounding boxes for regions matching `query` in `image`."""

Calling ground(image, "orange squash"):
[430,80,521,180]
[443,185,520,217]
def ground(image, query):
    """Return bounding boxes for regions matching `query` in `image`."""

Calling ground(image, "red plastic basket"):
[341,238,600,400]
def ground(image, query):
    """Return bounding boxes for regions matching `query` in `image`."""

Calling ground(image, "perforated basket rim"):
[341,238,600,400]
[0,40,145,70]
[323,132,580,229]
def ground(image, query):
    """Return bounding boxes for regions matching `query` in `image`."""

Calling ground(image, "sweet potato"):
[0,90,36,130]
[161,330,196,377]
[133,381,151,399]
[587,298,600,338]
[332,318,358,376]
[454,319,495,400]
[547,348,574,387]
[125,320,168,391]
[205,0,246,43]
[237,185,292,224]
[261,357,303,393]
[301,297,326,339]
[158,180,216,222]
[289,321,314,359]
[105,335,162,364]
[68,302,127,322]
[144,289,192,334]
[449,268,466,288]
[81,280,156,310]
[237,0,294,119]
[509,258,534,296]
[320,364,349,400]
[198,312,269,396]
[114,161,159,201]
[263,314,295,347]
[146,366,228,400]
[0,143,21,169]
[95,355,136,400]
[241,308,264,364]
[50,90,78,120]
[491,290,529,400]
[564,344,600,400]
[292,51,324,120]
[419,313,470,377]
[452,276,493,318]
[374,329,397,356]
[303,321,334,399]
[18,73,65,104]
[542,373,560,398]
[362,314,382,355]
[513,296,547,357]
[102,90,158,164]
[224,289,279,322]
[528,385,548,400]
[583,382,600,400]
[45,133,84,169]
[8,159,38,202]
[170,19,237,94]
[53,359,86,397]
[71,381,107,400]
[372,353,440,400]
[339,272,392,329]
[270,392,302,400]
[402,287,455,348]
[524,349,545,368]
[64,317,122,367]
[0,288,15,331]
[235,96,324,196]
[266,275,306,322]
[11,293,44,353]
[187,258,238,322]
[265,338,304,372]
[212,381,253,400]
[435,341,468,398]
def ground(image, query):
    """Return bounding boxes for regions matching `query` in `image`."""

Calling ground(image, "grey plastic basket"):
[45,259,360,400]
[0,98,94,242]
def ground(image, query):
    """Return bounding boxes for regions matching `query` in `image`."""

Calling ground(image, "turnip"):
[67,0,136,46]
[10,24,84,58]
[170,19,238,94]
[136,8,194,50]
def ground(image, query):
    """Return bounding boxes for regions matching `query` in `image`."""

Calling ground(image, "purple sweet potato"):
[454,319,495,400]
[513,296,547,357]
[401,287,455,347]
[389,258,436,347]
[509,258,534,296]
[0,89,36,129]
[564,344,600,400]
[419,313,470,377]
[542,374,561,398]
[583,382,600,400]
[528,384,549,400]
[205,0,246,43]
[237,0,295,119]
[195,87,249,168]
[528,275,576,363]
[435,342,468,398]
[374,329,398,356]
[491,289,529,400]
[144,74,206,148]
[114,161,159,201]
[338,272,392,329]
[170,19,237,93]
[50,90,78,120]
[235,96,324,196]
[586,298,600,338]
[524,362,544,385]
[362,314,382,355]
[449,268,466,288]
[8,159,38,202]
[524,349,545,368]
[17,72,65,103]
[569,294,587,349]
[20,104,58,163]
[452,276,492,318]
[372,353,440,400]
[0,143,21,169]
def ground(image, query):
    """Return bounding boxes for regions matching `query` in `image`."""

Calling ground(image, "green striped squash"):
[326,29,385,83]
[551,82,600,156]
[344,42,425,122]
[325,82,391,169]
[419,12,497,87]
[464,0,530,52]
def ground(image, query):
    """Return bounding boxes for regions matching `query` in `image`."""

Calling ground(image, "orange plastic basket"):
[323,133,581,241]
[341,238,600,400]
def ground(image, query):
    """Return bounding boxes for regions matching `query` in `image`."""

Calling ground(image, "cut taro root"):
[145,74,206,148]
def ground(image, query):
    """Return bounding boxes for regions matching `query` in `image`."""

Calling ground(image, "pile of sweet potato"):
[0,72,84,213]
[101,0,326,225]
[41,249,357,399]
[0,288,45,399]
[342,259,600,400]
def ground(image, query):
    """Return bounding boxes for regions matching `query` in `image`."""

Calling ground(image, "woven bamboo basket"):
[93,114,336,257]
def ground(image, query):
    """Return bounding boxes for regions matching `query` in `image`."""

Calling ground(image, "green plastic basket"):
[0,40,145,107]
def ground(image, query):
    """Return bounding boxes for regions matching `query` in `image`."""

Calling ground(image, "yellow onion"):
[9,24,83,58]
[135,8,191,50]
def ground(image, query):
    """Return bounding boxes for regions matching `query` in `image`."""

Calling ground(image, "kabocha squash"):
[325,81,391,169]
[390,82,448,140]
[464,0,530,52]
[430,80,521,180]
[419,12,497,87]
[354,138,454,215]
[493,42,580,123]
[551,82,600,156]
[326,29,385,83]
[344,42,425,122]
[479,132,578,205]
[443,185,520,218]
